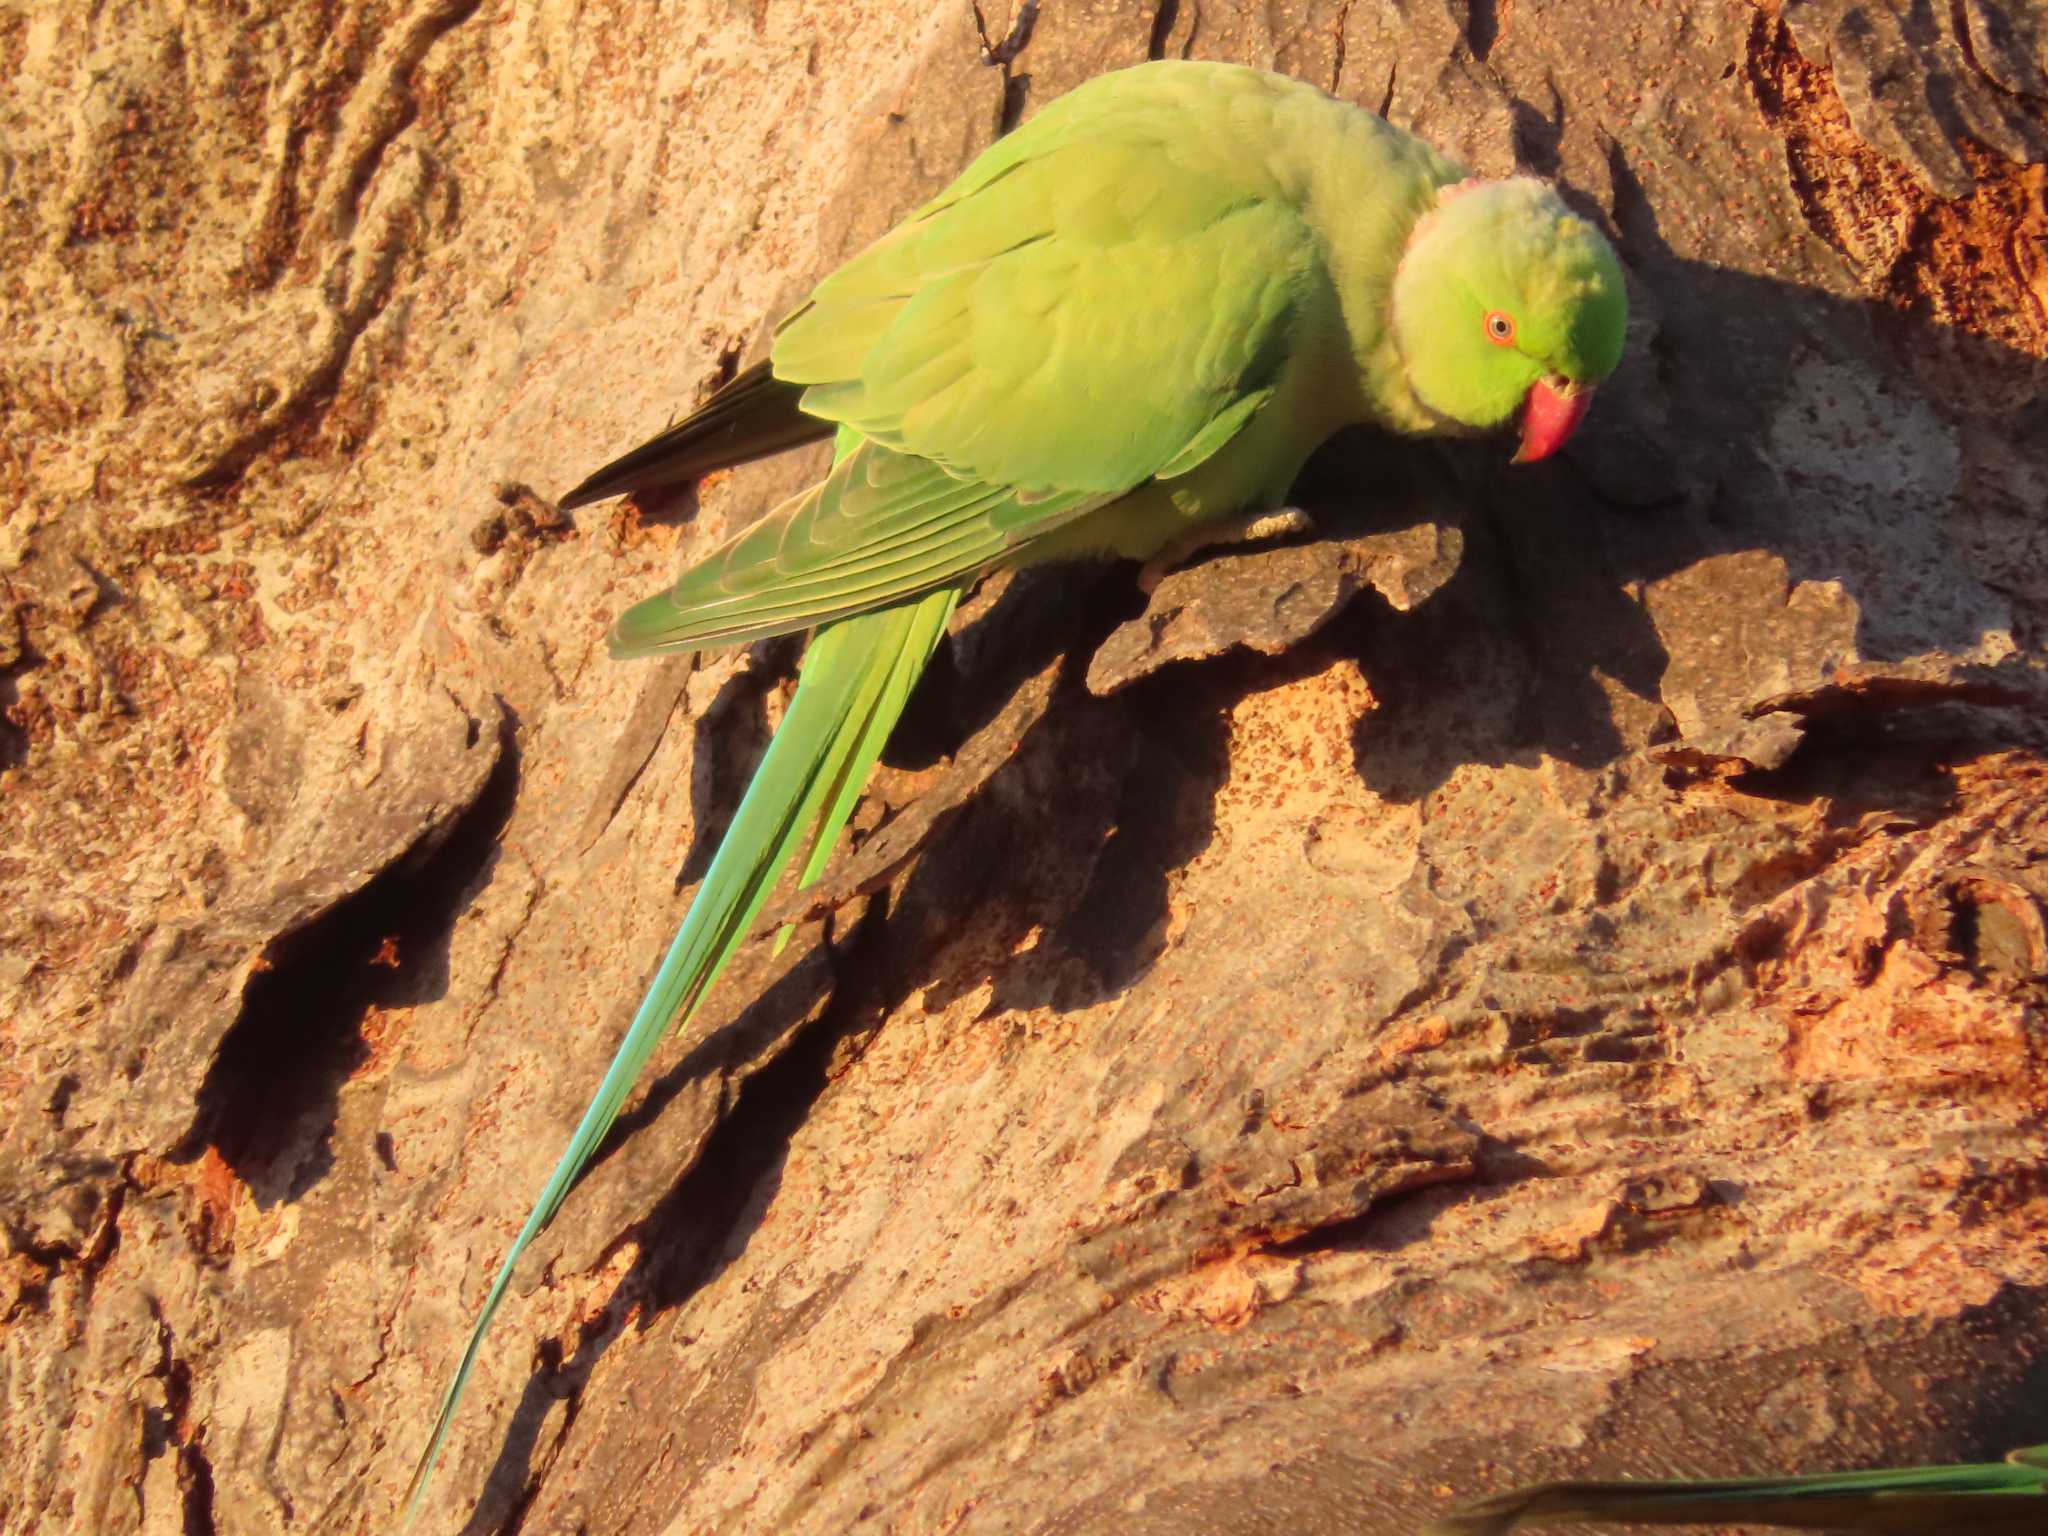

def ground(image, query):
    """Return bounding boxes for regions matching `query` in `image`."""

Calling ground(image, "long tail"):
[1426,1445,2048,1535]
[401,584,959,1523]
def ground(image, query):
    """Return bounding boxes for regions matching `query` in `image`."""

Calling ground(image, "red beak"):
[1514,376,1592,463]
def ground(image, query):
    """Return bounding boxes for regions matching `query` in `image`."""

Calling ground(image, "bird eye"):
[1484,310,1516,346]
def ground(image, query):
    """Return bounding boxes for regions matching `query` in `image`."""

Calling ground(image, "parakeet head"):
[1390,178,1626,462]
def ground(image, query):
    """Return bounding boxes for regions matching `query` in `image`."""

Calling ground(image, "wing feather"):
[773,138,1316,493]
[598,64,1365,658]
[609,442,1104,656]
[557,361,826,510]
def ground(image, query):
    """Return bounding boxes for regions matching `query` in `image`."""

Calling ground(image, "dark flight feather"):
[557,360,830,510]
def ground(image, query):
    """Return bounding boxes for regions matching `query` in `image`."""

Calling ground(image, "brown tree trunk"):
[3,2,2044,1533]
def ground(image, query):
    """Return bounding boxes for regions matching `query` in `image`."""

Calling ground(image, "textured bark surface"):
[3,2,2046,1534]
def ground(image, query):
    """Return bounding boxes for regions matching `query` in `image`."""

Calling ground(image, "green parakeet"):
[402,58,1626,1520]
[1427,1442,2048,1533]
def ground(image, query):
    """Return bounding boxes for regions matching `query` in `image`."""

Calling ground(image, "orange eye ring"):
[1484,310,1516,346]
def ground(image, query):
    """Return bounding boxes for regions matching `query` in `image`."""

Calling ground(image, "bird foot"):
[1137,506,1316,594]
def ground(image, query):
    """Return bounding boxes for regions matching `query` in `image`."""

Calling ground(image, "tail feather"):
[1426,1453,2048,1535]
[401,586,960,1523]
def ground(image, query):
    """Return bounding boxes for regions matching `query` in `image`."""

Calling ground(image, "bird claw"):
[1235,506,1315,543]
[1136,506,1315,596]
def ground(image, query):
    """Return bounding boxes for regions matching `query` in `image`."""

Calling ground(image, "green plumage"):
[404,58,1630,1525]
[1429,1443,2048,1534]
[606,436,1105,656]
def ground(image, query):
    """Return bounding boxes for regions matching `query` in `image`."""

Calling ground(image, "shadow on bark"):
[178,708,523,1206]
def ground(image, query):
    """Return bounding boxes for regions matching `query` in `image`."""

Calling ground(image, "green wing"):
[609,438,1104,656]
[776,135,1313,494]
[612,70,1322,658]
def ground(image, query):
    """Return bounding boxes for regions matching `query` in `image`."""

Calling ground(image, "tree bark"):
[2,2,2044,1533]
